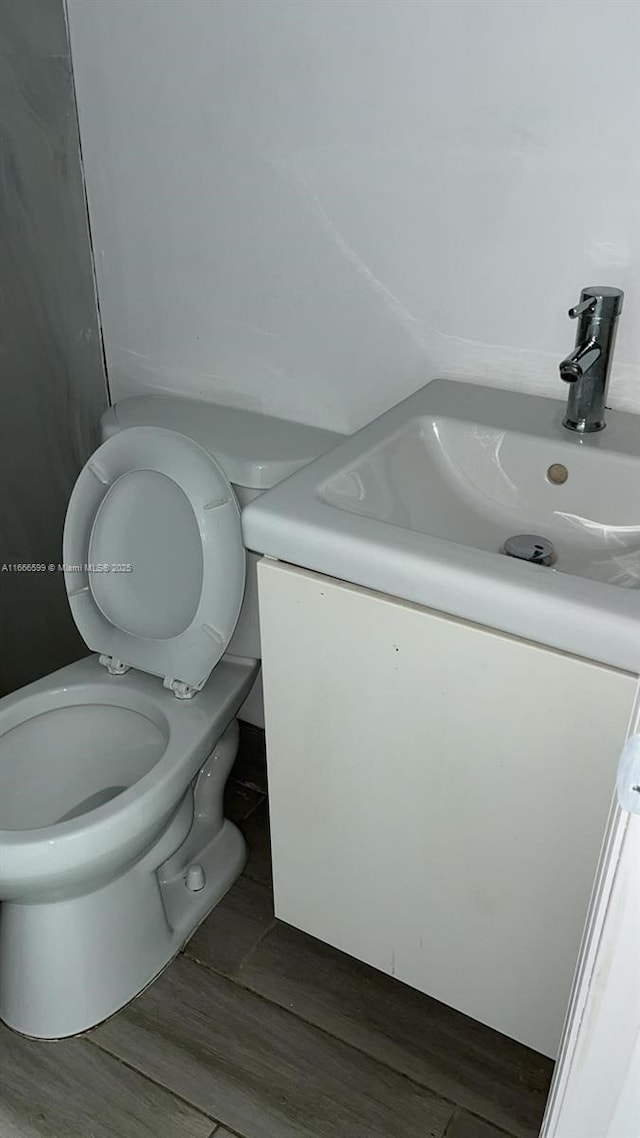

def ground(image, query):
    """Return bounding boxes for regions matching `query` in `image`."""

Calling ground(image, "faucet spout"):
[559,286,623,433]
[559,339,601,383]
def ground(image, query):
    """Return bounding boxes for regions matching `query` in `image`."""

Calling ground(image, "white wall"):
[67,0,640,434]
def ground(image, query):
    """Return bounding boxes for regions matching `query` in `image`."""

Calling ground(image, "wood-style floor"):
[0,725,554,1138]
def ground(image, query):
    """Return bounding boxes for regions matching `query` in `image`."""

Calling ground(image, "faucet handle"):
[568,286,624,321]
[568,297,597,319]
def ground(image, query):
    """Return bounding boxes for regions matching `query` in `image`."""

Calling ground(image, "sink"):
[242,380,640,672]
[319,414,640,589]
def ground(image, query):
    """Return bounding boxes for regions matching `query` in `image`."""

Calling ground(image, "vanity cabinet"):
[257,557,637,1058]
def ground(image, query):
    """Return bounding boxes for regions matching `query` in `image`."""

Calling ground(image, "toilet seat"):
[0,652,257,1040]
[63,426,245,695]
[0,653,257,896]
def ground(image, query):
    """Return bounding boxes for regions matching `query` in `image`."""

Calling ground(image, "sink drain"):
[502,534,555,566]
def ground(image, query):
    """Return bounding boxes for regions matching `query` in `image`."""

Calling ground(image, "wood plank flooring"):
[0,1025,215,1138]
[0,723,554,1137]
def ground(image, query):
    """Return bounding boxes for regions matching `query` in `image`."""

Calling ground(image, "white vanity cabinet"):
[257,557,637,1058]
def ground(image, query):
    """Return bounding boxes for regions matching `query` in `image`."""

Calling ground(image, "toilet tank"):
[100,396,342,719]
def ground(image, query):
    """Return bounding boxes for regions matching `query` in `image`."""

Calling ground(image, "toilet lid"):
[63,427,245,693]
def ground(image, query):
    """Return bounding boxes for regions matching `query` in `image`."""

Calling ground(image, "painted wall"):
[67,0,639,434]
[0,0,108,695]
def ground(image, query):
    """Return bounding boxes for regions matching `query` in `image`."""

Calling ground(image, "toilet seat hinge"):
[164,676,198,700]
[99,654,131,676]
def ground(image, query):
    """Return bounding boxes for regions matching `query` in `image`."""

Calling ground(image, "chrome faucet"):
[559,285,624,432]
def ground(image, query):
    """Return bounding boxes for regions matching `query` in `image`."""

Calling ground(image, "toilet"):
[0,394,340,1040]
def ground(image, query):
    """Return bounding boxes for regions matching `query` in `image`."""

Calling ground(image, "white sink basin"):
[319,413,640,589]
[242,380,640,671]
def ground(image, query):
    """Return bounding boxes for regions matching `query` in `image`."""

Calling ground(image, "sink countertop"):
[242,380,640,674]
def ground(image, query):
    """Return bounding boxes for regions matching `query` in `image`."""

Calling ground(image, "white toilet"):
[0,394,340,1040]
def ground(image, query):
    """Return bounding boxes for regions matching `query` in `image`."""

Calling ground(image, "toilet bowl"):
[0,656,253,1039]
[0,395,341,1039]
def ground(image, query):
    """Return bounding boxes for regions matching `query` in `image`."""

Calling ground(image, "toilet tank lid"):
[100,396,344,490]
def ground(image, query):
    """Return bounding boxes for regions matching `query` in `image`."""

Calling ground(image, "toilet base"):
[0,724,246,1040]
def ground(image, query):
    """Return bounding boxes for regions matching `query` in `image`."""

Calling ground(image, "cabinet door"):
[258,558,637,1057]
